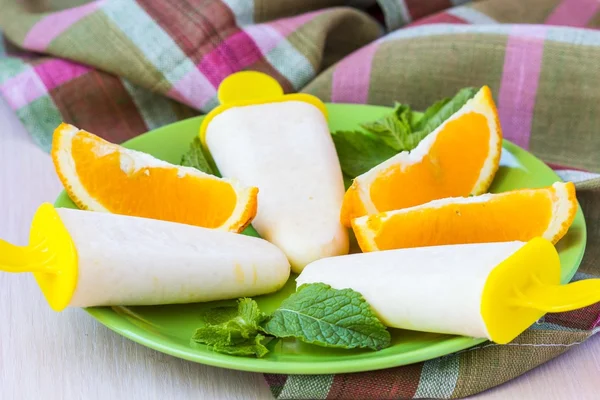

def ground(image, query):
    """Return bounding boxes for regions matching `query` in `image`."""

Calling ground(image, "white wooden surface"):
[1,97,599,400]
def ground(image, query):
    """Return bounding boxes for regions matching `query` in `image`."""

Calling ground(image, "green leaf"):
[208,334,271,358]
[180,137,214,174]
[201,305,238,325]
[261,283,391,351]
[191,298,270,358]
[414,87,478,135]
[331,130,397,179]
[360,104,414,151]
[411,98,450,132]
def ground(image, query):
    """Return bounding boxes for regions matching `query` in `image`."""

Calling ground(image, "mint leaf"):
[261,283,391,351]
[414,87,477,135]
[412,98,450,131]
[360,104,414,151]
[208,334,270,358]
[331,130,397,179]
[201,305,238,325]
[192,298,270,358]
[180,137,214,174]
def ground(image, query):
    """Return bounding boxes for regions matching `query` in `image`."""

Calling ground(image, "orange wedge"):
[352,182,577,252]
[51,123,258,232]
[341,86,502,227]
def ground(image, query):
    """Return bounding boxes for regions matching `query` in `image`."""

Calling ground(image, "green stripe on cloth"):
[470,0,561,24]
[325,362,424,398]
[0,2,45,46]
[452,329,592,398]
[16,95,62,151]
[99,0,195,86]
[367,35,505,109]
[0,57,29,82]
[48,10,170,93]
[276,375,333,400]
[0,35,5,58]
[376,0,412,30]
[262,40,315,91]
[414,356,460,399]
[283,9,382,74]
[300,69,333,102]
[222,0,254,26]
[530,40,600,171]
[121,79,180,130]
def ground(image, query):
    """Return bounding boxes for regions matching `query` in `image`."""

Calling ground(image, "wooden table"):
[1,98,599,400]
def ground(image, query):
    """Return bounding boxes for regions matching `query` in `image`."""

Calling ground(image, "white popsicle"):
[296,241,526,340]
[0,204,291,311]
[62,208,291,307]
[205,100,349,272]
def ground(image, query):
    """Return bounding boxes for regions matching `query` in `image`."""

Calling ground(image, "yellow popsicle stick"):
[0,203,78,311]
[482,237,599,344]
[0,239,57,273]
[515,277,600,313]
[199,71,328,146]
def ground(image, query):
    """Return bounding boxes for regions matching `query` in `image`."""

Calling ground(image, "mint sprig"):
[192,298,270,358]
[191,284,391,357]
[262,283,391,351]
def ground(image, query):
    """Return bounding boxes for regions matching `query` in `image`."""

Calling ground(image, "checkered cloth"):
[1,1,599,398]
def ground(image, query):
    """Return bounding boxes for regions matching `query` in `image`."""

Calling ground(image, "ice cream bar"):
[199,71,349,272]
[296,238,600,344]
[0,204,291,311]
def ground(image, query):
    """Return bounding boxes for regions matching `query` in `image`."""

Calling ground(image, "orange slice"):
[341,86,502,227]
[51,123,258,232]
[352,182,577,252]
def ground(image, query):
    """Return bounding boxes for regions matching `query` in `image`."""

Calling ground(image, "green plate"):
[54,104,587,375]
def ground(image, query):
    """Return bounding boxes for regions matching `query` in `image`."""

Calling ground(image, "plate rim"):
[54,103,587,375]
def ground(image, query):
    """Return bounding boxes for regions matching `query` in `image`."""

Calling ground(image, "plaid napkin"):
[1,1,599,398]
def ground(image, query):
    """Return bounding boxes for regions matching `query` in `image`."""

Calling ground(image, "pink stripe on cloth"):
[0,68,48,110]
[546,0,600,27]
[497,26,547,150]
[23,1,103,52]
[270,10,325,36]
[168,68,216,110]
[243,24,283,56]
[34,59,91,90]
[198,30,263,87]
[331,42,380,104]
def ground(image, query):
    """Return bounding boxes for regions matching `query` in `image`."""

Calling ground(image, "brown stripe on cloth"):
[404,0,452,21]
[544,304,600,331]
[264,374,288,399]
[137,0,239,66]
[50,71,148,143]
[326,363,423,399]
